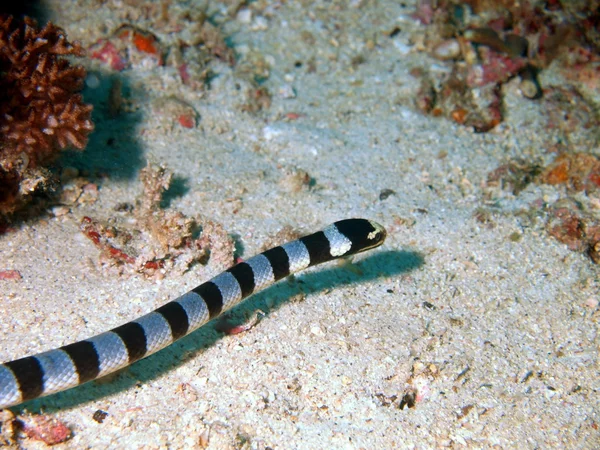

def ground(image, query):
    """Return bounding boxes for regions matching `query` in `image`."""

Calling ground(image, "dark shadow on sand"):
[59,73,145,180]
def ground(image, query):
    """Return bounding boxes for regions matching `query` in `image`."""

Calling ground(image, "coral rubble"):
[81,163,234,278]
[411,0,600,131]
[0,15,93,215]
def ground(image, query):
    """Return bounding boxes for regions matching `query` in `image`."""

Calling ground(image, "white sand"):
[1,0,598,448]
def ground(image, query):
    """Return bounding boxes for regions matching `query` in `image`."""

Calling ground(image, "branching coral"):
[0,15,93,215]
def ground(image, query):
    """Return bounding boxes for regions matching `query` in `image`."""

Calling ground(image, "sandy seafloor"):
[1,0,599,448]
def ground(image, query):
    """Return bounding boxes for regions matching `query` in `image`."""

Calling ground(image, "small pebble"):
[279,84,296,99]
[379,188,396,200]
[432,39,461,60]
[92,410,108,423]
[519,65,543,99]
[310,325,324,336]
[393,39,412,55]
[413,361,425,372]
[0,270,22,280]
[237,8,252,23]
[263,125,283,140]
[82,183,98,194]
[51,206,70,217]
[585,297,598,308]
[251,16,269,31]
[279,167,311,193]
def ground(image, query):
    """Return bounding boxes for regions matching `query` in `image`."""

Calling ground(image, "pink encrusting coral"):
[0,15,93,215]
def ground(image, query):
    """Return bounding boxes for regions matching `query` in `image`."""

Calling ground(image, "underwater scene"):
[0,0,598,447]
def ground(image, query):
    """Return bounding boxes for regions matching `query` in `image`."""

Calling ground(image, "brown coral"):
[0,15,93,214]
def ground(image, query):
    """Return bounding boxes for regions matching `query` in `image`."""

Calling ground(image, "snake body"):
[0,218,386,408]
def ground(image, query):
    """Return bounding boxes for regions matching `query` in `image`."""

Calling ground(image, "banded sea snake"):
[0,218,386,408]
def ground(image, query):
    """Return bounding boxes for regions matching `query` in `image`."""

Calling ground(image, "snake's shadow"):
[15,249,423,413]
